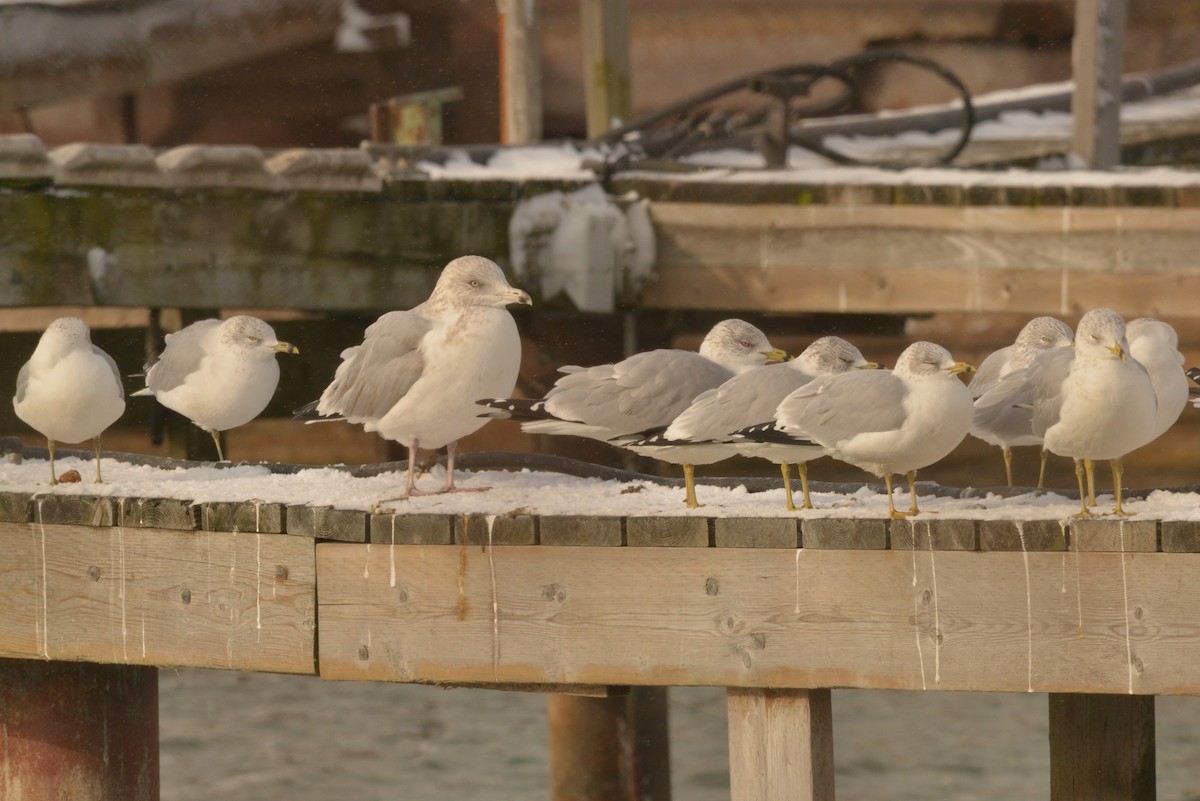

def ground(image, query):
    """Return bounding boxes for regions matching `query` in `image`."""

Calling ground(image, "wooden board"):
[317,544,1200,694]
[728,688,834,801]
[0,523,315,673]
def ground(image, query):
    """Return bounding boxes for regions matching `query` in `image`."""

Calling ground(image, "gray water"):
[159,669,1200,800]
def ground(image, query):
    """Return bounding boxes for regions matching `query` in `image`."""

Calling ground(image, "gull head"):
[1075,308,1129,362]
[36,317,93,360]
[1013,316,1074,359]
[1126,317,1179,350]
[220,315,299,358]
[796,335,878,375]
[699,319,788,373]
[895,341,974,379]
[435,255,532,309]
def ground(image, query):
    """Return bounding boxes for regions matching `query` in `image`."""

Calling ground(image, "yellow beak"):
[763,348,791,363]
[947,361,975,374]
[1107,343,1127,362]
[273,341,300,355]
[857,361,884,370]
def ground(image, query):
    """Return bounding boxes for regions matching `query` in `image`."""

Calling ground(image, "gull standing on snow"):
[14,317,126,484]
[969,316,1074,487]
[1030,308,1157,517]
[135,315,298,461]
[479,319,788,507]
[627,336,878,510]
[736,342,974,519]
[296,255,531,498]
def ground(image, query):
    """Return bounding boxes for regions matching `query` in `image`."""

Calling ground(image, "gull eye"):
[248,335,260,343]
[739,339,751,348]
[470,280,480,288]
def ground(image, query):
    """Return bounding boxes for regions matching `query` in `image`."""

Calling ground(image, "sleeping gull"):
[479,319,787,507]
[134,315,298,461]
[736,341,974,519]
[14,317,126,484]
[297,255,531,498]
[1126,318,1187,439]
[626,336,878,510]
[969,316,1074,486]
[1029,308,1157,516]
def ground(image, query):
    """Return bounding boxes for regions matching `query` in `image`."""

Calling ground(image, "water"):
[160,670,1200,800]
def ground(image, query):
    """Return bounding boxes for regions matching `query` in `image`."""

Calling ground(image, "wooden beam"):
[727,688,834,801]
[580,0,632,138]
[1049,693,1155,801]
[316,544,1200,695]
[1071,0,1128,169]
[0,523,315,673]
[498,0,542,144]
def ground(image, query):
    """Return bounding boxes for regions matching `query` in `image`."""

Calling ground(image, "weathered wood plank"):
[455,513,538,546]
[368,513,454,545]
[540,516,625,546]
[889,519,977,551]
[316,545,1200,694]
[201,501,287,534]
[1070,519,1158,552]
[31,495,117,526]
[979,519,1067,551]
[119,497,197,531]
[714,518,799,549]
[0,491,32,523]
[0,523,315,673]
[285,505,368,542]
[1160,520,1200,553]
[1049,693,1154,801]
[627,517,710,547]
[728,688,834,801]
[801,518,887,549]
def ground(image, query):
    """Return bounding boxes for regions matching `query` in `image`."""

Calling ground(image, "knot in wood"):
[275,565,289,581]
[87,566,100,582]
[705,578,719,595]
[181,588,191,605]
[358,645,370,660]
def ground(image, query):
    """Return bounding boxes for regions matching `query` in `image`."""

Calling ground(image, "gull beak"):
[1107,343,1127,362]
[763,348,790,364]
[857,361,884,370]
[947,361,975,374]
[273,341,300,355]
[504,288,533,306]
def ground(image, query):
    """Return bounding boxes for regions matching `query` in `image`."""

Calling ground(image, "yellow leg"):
[780,463,796,512]
[210,429,225,462]
[906,470,921,516]
[1084,459,1096,507]
[798,462,814,510]
[683,463,701,509]
[47,439,57,486]
[1002,447,1013,487]
[885,474,906,520]
[1072,459,1092,518]
[1110,458,1132,516]
[93,436,104,484]
[1038,449,1049,489]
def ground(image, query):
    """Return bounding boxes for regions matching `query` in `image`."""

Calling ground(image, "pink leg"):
[438,440,490,494]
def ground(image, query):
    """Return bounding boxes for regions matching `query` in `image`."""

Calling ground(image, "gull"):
[736,341,974,519]
[296,255,531,498]
[14,317,126,484]
[969,316,1074,486]
[1030,308,1157,517]
[626,336,877,510]
[479,319,787,507]
[1126,318,1187,439]
[135,315,298,461]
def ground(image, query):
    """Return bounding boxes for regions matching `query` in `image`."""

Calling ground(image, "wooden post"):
[498,0,542,144]
[548,687,671,801]
[727,688,834,801]
[1049,693,1155,801]
[0,658,159,801]
[1070,0,1126,168]
[580,0,632,138]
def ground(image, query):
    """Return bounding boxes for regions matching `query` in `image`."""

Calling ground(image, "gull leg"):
[93,436,104,484]
[780,463,796,512]
[1002,447,1013,487]
[1084,459,1096,507]
[906,470,921,516]
[1038,449,1049,489]
[798,462,814,510]
[683,464,702,509]
[439,440,490,494]
[210,429,225,462]
[1110,458,1132,516]
[885,474,906,520]
[1072,459,1092,518]
[47,439,57,486]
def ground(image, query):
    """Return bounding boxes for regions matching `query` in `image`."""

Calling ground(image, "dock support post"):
[0,658,159,801]
[1049,693,1154,801]
[548,687,671,801]
[727,687,834,801]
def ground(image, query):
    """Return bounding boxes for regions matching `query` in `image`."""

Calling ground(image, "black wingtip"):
[731,421,815,446]
[1187,367,1200,385]
[292,400,343,423]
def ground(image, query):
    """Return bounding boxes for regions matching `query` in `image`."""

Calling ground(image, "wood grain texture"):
[120,497,197,530]
[1160,521,1200,553]
[714,518,799,549]
[540,516,625,547]
[369,513,454,545]
[31,495,117,526]
[201,501,286,534]
[286,505,368,542]
[1049,692,1154,801]
[456,513,538,546]
[889,519,977,551]
[801,518,887,549]
[1070,519,1158,552]
[316,544,1200,694]
[728,688,834,801]
[627,517,710,547]
[0,522,315,673]
[980,519,1067,551]
[0,491,32,523]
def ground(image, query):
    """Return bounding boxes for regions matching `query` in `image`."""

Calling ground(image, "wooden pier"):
[1,457,1197,800]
